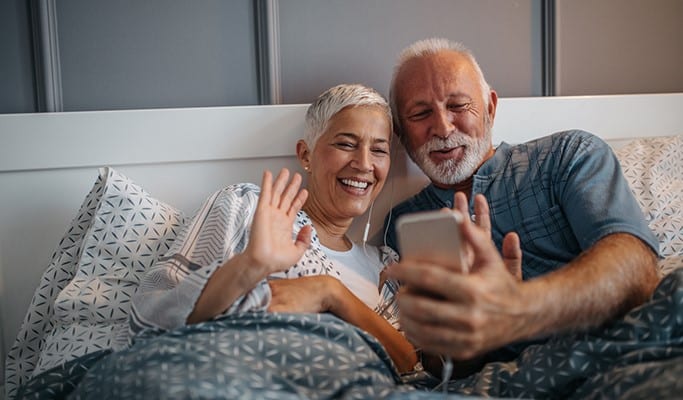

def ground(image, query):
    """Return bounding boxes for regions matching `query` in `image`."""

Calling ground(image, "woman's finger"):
[259,169,274,204]
[279,172,302,209]
[270,168,290,206]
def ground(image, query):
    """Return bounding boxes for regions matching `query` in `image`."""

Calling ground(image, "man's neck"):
[432,176,473,199]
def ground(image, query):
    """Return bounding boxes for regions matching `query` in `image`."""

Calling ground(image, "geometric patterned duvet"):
[16,268,683,400]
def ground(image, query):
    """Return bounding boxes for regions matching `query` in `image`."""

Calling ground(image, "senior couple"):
[130,38,659,384]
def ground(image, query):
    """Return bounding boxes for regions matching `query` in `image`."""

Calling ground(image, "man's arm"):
[388,217,659,362]
[515,232,659,338]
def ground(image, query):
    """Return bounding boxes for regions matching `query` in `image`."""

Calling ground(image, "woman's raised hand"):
[244,168,312,276]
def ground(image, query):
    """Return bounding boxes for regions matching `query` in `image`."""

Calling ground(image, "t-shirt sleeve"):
[558,131,659,255]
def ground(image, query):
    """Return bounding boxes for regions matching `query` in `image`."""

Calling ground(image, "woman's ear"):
[296,140,311,172]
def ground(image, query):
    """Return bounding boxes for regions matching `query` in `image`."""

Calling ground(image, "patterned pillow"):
[4,167,184,398]
[615,135,683,276]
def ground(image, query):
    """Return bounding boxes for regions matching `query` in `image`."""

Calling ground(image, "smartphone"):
[396,210,466,272]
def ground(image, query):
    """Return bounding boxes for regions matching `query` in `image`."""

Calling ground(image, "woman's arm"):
[188,169,311,323]
[131,169,311,333]
[268,276,418,374]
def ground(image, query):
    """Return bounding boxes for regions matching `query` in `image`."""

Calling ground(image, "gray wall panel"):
[3,1,681,112]
[278,0,542,104]
[557,0,683,95]
[56,0,258,111]
[0,0,36,114]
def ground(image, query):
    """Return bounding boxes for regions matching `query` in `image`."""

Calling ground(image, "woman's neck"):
[303,201,353,251]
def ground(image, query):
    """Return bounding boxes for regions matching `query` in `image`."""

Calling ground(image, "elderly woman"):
[130,84,418,373]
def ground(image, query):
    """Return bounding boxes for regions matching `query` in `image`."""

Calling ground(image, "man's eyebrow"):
[403,101,431,112]
[447,94,473,101]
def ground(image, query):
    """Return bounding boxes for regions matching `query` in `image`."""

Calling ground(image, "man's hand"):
[453,192,522,279]
[388,199,527,361]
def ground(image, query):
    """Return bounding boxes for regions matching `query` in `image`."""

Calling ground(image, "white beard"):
[407,126,492,186]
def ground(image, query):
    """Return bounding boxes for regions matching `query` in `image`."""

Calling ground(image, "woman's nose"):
[352,148,373,172]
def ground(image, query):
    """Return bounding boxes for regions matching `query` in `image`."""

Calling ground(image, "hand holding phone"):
[396,209,467,272]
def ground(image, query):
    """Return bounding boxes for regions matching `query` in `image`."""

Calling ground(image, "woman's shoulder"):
[204,182,262,207]
[213,182,261,197]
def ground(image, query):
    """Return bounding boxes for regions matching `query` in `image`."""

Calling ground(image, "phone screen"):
[396,210,466,271]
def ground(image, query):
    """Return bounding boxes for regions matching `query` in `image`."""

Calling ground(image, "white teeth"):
[341,179,368,189]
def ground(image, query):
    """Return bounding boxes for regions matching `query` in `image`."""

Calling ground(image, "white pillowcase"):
[5,167,184,397]
[615,135,683,276]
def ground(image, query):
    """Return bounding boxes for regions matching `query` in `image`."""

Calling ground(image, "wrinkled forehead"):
[394,52,482,106]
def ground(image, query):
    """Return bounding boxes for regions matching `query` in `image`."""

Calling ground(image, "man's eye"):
[448,103,468,111]
[408,110,430,120]
[335,142,355,149]
[373,147,390,155]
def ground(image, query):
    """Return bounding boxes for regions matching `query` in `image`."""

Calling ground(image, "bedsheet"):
[16,268,683,400]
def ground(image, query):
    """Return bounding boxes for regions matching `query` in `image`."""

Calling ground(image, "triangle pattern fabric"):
[4,167,184,399]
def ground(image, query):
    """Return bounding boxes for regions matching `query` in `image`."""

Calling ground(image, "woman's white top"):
[322,242,383,308]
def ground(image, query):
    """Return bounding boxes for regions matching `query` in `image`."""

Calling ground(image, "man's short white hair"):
[304,83,392,149]
[389,38,491,138]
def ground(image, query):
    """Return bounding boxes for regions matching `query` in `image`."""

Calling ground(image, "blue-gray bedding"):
[17,269,683,400]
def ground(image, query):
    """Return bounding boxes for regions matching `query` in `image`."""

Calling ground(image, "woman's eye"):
[372,147,389,155]
[335,142,355,149]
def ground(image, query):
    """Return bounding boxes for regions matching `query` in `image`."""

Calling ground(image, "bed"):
[2,93,682,399]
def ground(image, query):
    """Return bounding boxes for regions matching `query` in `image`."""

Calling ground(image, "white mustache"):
[423,133,475,152]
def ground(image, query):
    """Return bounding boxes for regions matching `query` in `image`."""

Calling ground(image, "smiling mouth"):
[340,178,370,190]
[430,146,465,161]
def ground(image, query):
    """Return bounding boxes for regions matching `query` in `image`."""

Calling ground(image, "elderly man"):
[384,38,660,371]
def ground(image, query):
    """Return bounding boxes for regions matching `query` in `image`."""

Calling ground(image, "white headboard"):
[1,93,682,385]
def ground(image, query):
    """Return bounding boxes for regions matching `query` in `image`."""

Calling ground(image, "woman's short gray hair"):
[389,38,491,138]
[304,83,392,148]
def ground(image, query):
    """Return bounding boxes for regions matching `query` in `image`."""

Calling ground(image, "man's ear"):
[296,139,311,171]
[487,89,498,124]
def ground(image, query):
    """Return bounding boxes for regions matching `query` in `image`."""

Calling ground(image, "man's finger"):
[473,194,491,233]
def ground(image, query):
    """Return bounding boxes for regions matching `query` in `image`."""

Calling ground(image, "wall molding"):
[29,0,63,112]
[255,0,282,105]
[541,0,556,96]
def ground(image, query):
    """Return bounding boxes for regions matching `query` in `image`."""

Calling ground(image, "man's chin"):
[419,160,473,186]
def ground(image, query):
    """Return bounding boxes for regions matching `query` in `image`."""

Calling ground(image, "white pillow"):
[615,135,683,276]
[5,167,184,397]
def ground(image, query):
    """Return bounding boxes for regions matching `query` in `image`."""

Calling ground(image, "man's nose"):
[432,108,455,138]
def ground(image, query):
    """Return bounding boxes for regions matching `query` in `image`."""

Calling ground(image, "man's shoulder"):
[507,130,608,160]
[533,129,605,150]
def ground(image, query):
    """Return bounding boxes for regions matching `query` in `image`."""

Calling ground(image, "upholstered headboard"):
[1,93,682,387]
